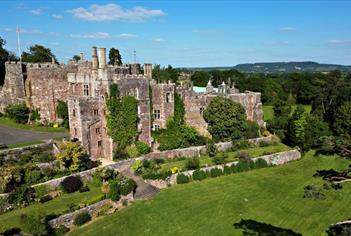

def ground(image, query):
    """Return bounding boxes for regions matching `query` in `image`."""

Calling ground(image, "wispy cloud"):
[279,26,296,32]
[30,8,44,15]
[70,32,110,39]
[52,14,64,19]
[152,38,165,42]
[3,27,41,34]
[117,33,137,39]
[68,3,166,22]
[3,28,14,32]
[327,39,351,46]
[192,29,220,34]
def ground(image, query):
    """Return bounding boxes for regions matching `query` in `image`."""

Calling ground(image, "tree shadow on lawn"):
[233,219,302,236]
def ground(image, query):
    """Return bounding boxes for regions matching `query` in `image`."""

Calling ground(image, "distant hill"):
[185,61,351,73]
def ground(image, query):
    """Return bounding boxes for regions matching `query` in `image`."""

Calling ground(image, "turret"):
[144,63,152,79]
[92,47,99,70]
[98,48,106,69]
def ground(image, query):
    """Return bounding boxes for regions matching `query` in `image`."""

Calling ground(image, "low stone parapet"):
[0,141,54,160]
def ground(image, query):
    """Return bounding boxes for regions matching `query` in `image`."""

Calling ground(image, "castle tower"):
[206,79,214,94]
[92,47,99,70]
[98,48,106,69]
[144,63,152,79]
[218,81,227,95]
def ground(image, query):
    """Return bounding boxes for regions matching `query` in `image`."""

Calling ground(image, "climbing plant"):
[106,84,138,152]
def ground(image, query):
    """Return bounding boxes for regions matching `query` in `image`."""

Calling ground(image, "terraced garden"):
[68,152,351,236]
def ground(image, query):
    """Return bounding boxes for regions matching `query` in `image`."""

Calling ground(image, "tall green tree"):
[286,105,307,148]
[203,97,248,142]
[333,102,351,138]
[108,48,122,66]
[21,44,58,63]
[267,100,291,140]
[72,55,81,62]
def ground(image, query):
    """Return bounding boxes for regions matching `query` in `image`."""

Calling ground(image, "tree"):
[303,114,331,152]
[286,105,307,148]
[72,55,80,62]
[21,44,58,63]
[203,97,248,142]
[267,100,291,140]
[108,48,122,66]
[55,142,89,172]
[5,103,30,124]
[333,102,351,138]
[57,100,69,128]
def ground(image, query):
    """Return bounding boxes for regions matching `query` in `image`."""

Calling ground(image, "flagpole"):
[16,26,21,62]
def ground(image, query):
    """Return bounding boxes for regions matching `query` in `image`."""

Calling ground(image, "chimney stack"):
[98,48,106,69]
[80,52,84,61]
[92,47,98,70]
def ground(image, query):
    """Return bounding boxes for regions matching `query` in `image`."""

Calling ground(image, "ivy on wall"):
[106,84,138,151]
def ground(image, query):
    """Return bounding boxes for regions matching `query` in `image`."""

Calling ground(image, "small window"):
[96,128,100,134]
[93,109,99,116]
[83,84,89,96]
[153,109,161,119]
[200,107,205,115]
[72,109,76,117]
[166,92,171,103]
[152,124,160,131]
[98,140,102,147]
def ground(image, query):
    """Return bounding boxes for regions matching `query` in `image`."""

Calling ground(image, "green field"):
[0,185,103,232]
[0,117,68,133]
[263,105,312,121]
[160,143,291,171]
[69,152,351,236]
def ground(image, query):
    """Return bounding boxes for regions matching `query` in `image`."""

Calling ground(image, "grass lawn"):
[69,152,351,236]
[160,143,291,171]
[0,184,103,232]
[6,140,45,149]
[0,117,68,133]
[263,105,312,121]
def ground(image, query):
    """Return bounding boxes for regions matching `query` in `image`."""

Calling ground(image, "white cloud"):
[192,29,219,34]
[152,38,165,42]
[52,14,64,19]
[117,33,137,39]
[68,3,165,22]
[30,8,44,15]
[70,32,110,39]
[327,39,351,46]
[3,28,14,32]
[279,26,296,32]
[50,42,59,46]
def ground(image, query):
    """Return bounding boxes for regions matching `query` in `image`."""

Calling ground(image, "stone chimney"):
[80,52,84,61]
[144,63,152,79]
[92,47,98,70]
[98,48,106,69]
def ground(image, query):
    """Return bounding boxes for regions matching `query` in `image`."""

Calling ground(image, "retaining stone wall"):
[0,142,53,160]
[48,193,133,228]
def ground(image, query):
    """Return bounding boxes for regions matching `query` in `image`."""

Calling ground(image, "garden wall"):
[32,159,134,190]
[0,142,54,160]
[143,135,276,160]
[48,193,133,228]
[147,149,301,187]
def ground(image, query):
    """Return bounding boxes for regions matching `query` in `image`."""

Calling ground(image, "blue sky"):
[0,0,350,67]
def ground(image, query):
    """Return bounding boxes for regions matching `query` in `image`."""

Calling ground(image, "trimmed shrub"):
[249,160,256,169]
[245,120,260,138]
[237,160,250,172]
[126,144,139,158]
[213,152,228,165]
[119,179,136,196]
[210,168,223,178]
[185,157,200,170]
[107,180,120,201]
[73,211,91,226]
[177,174,190,184]
[5,103,30,124]
[223,165,232,175]
[61,176,83,193]
[237,152,251,161]
[39,195,53,203]
[230,163,238,173]
[255,158,269,168]
[135,141,151,155]
[206,139,217,157]
[192,169,207,181]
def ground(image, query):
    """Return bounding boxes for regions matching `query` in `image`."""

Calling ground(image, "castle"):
[0,47,263,160]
